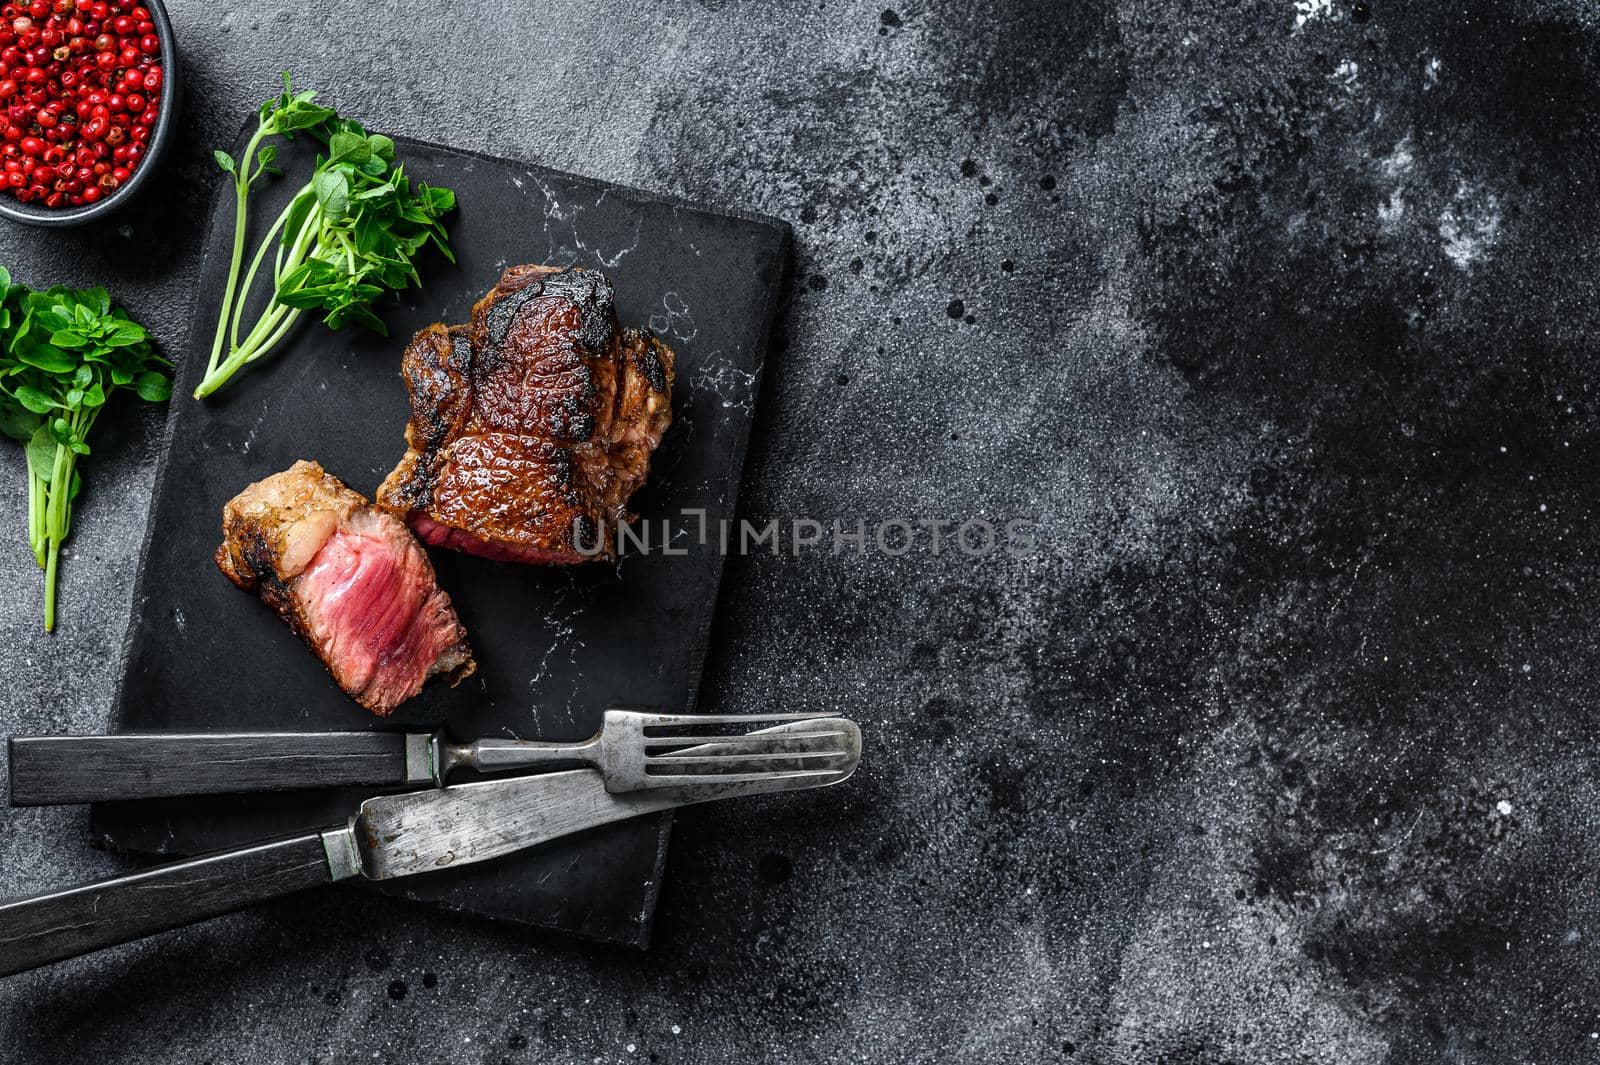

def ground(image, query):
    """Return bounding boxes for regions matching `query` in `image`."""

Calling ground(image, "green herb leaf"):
[12,386,54,414]
[420,184,455,213]
[328,130,369,165]
[213,149,237,174]
[106,320,148,346]
[134,370,172,402]
[0,267,168,626]
[18,343,75,373]
[276,104,334,133]
[196,76,458,397]
[313,170,350,220]
[25,424,55,483]
[0,403,40,442]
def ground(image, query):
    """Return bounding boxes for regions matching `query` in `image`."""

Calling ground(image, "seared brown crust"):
[418,432,599,556]
[376,265,675,563]
[216,460,475,714]
[398,324,474,458]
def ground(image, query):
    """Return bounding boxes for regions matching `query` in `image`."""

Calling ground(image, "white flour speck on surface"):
[1439,184,1502,270]
[1293,0,1334,28]
[1378,190,1405,227]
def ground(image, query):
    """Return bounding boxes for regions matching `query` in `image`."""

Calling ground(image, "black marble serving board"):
[87,129,788,946]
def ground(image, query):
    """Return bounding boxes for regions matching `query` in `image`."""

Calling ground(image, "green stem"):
[193,181,321,399]
[234,295,296,362]
[273,228,287,283]
[41,440,72,633]
[42,534,58,631]
[198,308,304,396]
[229,190,301,351]
[27,469,41,566]
[202,123,271,392]
[244,306,303,362]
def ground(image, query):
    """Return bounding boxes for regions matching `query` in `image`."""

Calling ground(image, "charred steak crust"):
[376,265,676,564]
[216,460,476,716]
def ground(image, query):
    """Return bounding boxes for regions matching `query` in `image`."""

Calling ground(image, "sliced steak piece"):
[375,265,675,564]
[215,460,475,715]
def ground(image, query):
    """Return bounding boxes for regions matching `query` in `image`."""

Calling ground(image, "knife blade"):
[0,721,859,978]
[345,752,850,880]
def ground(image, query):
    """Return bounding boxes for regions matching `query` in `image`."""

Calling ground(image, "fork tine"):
[617,718,861,794]
[635,711,842,732]
[639,768,848,787]
[643,729,853,751]
[645,749,853,766]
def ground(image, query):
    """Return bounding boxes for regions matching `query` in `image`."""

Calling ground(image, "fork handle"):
[440,737,604,778]
[7,732,424,805]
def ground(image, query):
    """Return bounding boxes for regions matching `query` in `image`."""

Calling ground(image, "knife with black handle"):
[0,721,859,978]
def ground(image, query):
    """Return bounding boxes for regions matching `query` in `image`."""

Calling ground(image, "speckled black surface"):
[1,0,1598,1061]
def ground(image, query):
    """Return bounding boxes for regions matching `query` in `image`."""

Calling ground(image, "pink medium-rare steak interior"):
[296,510,475,711]
[215,460,475,715]
[409,511,597,565]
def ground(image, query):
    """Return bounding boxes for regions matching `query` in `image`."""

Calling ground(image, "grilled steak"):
[215,460,475,715]
[375,265,675,564]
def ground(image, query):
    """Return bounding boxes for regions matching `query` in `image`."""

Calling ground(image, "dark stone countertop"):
[2,0,1598,1061]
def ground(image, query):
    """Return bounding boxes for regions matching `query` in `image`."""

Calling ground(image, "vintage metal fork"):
[8,711,863,805]
[437,709,861,793]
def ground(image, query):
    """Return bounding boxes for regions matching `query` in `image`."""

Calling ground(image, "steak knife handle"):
[7,732,421,805]
[0,828,355,979]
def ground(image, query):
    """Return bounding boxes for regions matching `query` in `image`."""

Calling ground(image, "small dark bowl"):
[0,0,182,228]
